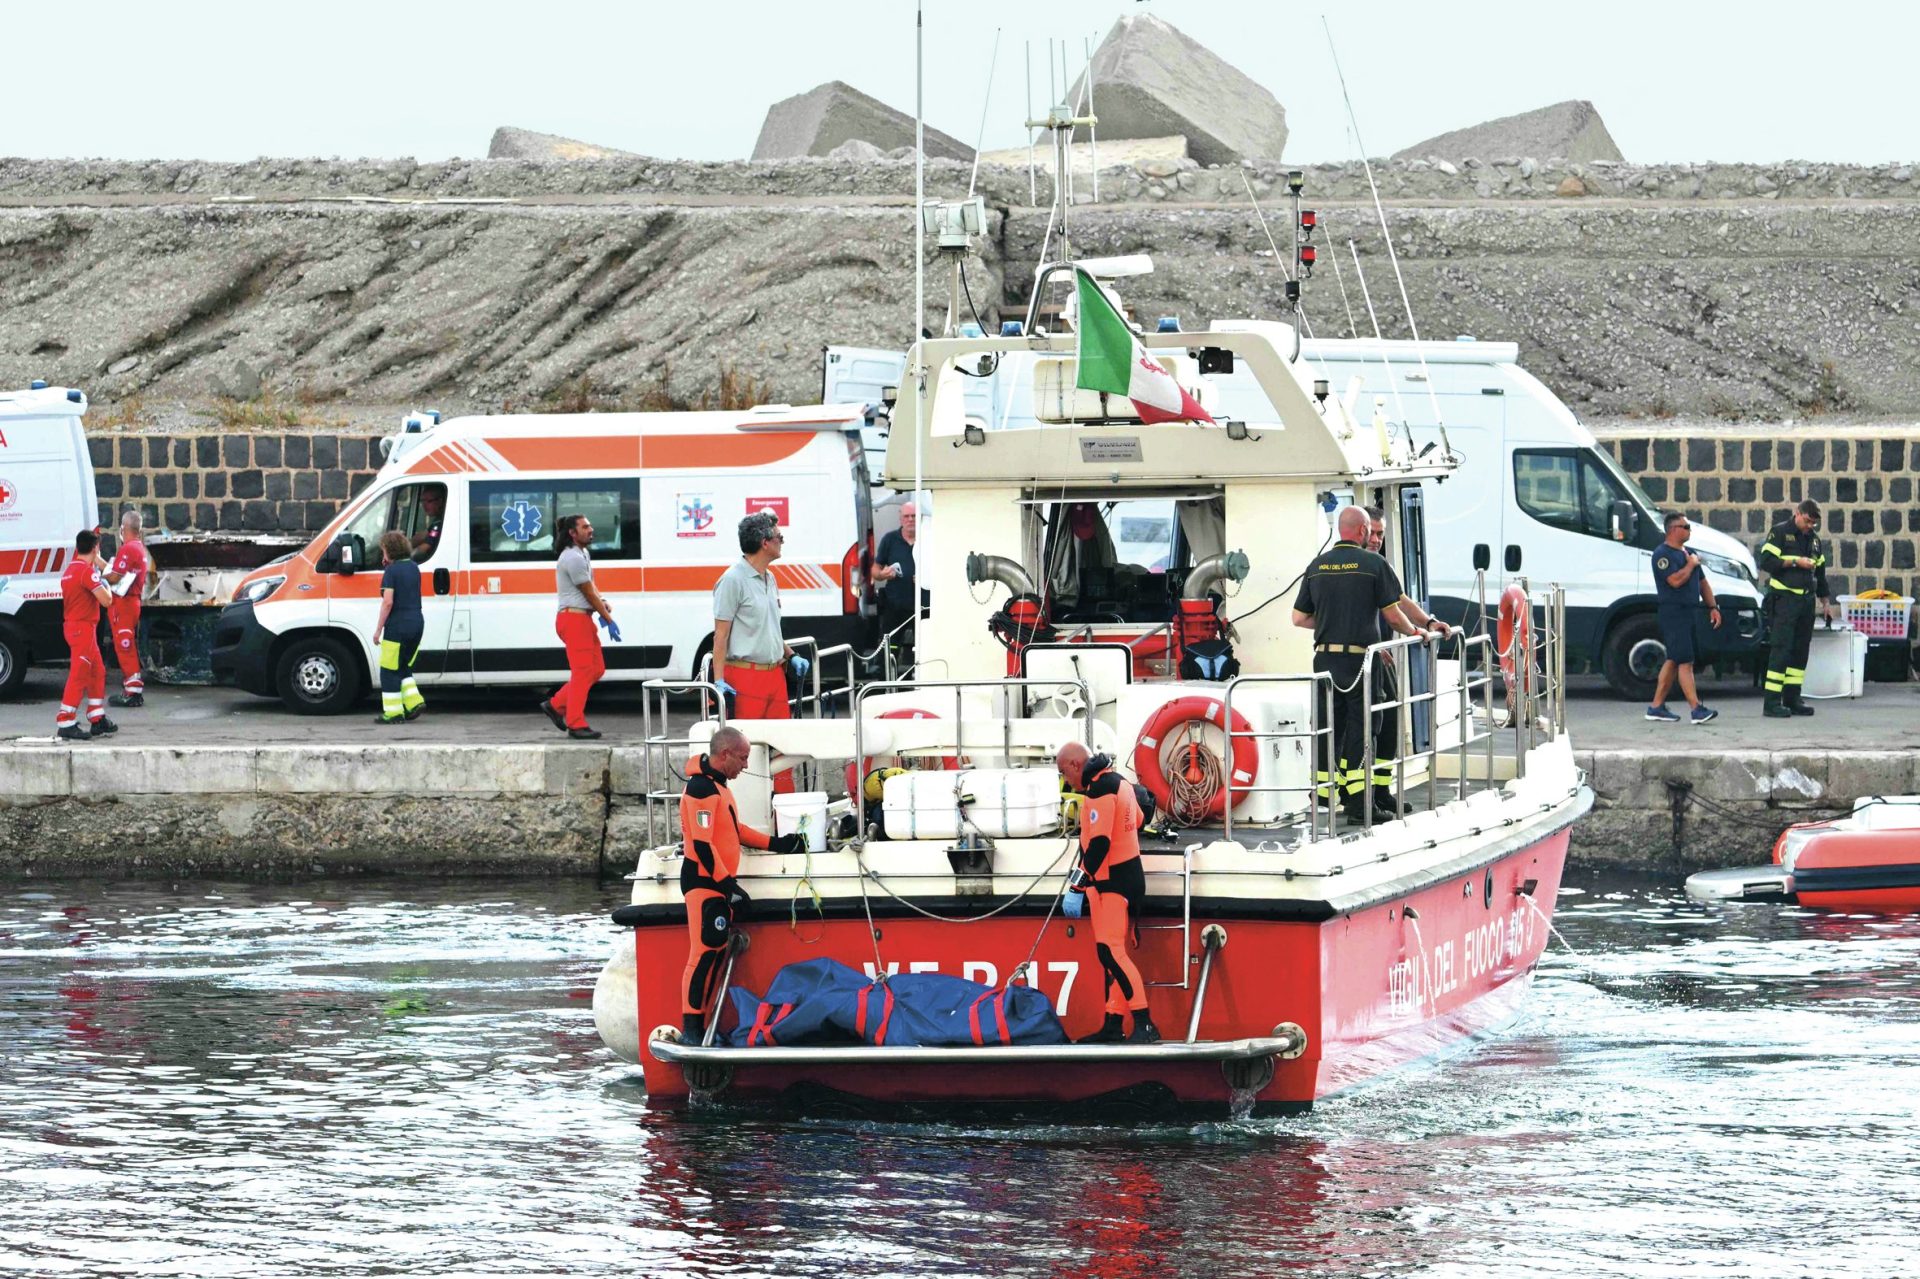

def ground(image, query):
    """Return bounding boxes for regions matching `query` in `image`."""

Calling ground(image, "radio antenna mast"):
[967,29,1001,199]
[1322,15,1453,460]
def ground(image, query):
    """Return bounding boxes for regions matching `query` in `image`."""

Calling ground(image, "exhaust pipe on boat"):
[967,552,1036,597]
[1182,550,1250,600]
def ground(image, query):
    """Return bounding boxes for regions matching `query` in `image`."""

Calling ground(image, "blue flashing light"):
[1455,334,1477,342]
[1156,316,1181,333]
[67,390,83,403]
[30,379,47,389]
[959,321,984,338]
[999,321,1025,337]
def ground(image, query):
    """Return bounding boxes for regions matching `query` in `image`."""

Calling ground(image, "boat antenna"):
[1084,34,1099,202]
[1322,15,1454,461]
[1322,212,1360,337]
[966,28,1001,199]
[913,0,926,665]
[1347,237,1413,440]
[1025,41,1036,204]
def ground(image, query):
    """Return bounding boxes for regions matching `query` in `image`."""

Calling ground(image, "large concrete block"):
[1821,751,1912,803]
[0,748,71,798]
[1766,751,1830,806]
[1069,15,1287,166]
[545,745,610,795]
[1394,100,1623,165]
[751,81,971,162]
[70,747,257,795]
[256,745,547,795]
[487,127,639,161]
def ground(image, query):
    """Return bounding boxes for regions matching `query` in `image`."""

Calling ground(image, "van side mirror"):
[1504,544,1523,573]
[327,532,363,575]
[1472,543,1490,572]
[433,566,450,596]
[1609,499,1638,543]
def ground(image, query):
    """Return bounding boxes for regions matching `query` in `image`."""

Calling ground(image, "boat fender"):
[1132,696,1258,821]
[610,904,647,929]
[1497,583,1532,690]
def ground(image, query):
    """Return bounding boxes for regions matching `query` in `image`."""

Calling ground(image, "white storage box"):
[1803,626,1868,699]
[881,767,1061,840]
[772,791,831,852]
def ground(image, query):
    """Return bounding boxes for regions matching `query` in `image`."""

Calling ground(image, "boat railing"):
[851,677,1095,837]
[638,676,732,851]
[1220,671,1339,845]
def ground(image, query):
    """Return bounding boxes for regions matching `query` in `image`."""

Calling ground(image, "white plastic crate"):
[1835,595,1914,639]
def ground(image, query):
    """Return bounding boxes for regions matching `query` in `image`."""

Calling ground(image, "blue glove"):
[597,615,622,643]
[789,654,810,678]
[1062,887,1086,918]
[717,679,736,699]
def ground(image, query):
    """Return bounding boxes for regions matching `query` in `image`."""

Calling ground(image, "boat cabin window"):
[468,477,640,563]
[1037,493,1224,624]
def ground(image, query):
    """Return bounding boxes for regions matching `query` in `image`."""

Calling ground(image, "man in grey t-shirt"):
[540,513,615,739]
[712,511,794,723]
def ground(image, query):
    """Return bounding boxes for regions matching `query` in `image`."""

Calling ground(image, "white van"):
[213,405,879,713]
[1283,336,1763,698]
[0,383,95,697]
[826,332,1764,699]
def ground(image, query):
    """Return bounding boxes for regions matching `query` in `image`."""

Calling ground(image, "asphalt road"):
[4,668,1917,753]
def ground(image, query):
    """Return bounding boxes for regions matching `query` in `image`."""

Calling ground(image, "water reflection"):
[0,874,1916,1277]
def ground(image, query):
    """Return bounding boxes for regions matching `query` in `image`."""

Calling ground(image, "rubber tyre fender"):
[1597,612,1663,703]
[275,632,364,715]
[1131,696,1259,822]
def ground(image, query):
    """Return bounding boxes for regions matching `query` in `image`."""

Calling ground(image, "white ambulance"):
[212,404,880,713]
[0,383,96,698]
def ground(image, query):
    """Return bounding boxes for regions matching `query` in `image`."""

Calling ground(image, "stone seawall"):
[3,743,1910,880]
[1597,426,1920,600]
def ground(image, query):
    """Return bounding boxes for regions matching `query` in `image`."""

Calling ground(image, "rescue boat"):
[590,154,1591,1117]
[1685,796,1920,911]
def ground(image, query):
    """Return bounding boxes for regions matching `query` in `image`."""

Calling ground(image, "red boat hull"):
[623,827,1571,1113]
[1793,831,1920,911]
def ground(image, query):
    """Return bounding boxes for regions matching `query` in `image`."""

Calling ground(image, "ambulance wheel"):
[275,634,362,715]
[0,624,26,698]
[1599,613,1663,703]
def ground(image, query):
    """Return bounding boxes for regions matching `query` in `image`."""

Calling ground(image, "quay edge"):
[2,744,1915,879]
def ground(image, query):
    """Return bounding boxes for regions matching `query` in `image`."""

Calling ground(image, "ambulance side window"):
[469,478,640,564]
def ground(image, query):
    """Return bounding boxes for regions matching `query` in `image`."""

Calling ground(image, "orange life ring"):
[1132,696,1259,822]
[845,708,961,797]
[1497,583,1533,691]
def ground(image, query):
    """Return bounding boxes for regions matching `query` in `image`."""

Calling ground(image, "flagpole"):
[912,0,925,673]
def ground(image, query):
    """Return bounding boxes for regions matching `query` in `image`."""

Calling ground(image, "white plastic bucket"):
[772,791,830,852]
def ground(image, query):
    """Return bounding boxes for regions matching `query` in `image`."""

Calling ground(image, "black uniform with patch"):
[1294,539,1400,804]
[1757,519,1829,703]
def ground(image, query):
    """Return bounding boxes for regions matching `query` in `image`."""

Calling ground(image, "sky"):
[8,0,1914,166]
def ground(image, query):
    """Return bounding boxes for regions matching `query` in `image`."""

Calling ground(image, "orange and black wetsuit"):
[679,752,772,1027]
[1078,756,1149,1020]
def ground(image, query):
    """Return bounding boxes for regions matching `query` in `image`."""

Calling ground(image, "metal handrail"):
[1220,671,1337,844]
[851,677,1094,835]
[639,676,730,850]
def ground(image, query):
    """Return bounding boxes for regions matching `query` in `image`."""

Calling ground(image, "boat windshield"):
[1033,492,1225,625]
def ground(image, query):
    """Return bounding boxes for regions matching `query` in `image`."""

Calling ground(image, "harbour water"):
[3,873,1916,1277]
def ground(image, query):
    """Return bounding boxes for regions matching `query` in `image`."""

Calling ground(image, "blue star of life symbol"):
[501,500,543,543]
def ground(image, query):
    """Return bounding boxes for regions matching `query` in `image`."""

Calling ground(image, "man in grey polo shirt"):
[712,510,795,723]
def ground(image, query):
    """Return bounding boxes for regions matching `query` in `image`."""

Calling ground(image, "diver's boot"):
[681,1013,705,1040]
[1077,1013,1125,1044]
[1125,1012,1162,1045]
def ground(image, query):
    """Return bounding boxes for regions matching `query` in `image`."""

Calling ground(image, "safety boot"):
[1371,788,1411,818]
[1078,1014,1125,1044]
[55,724,92,743]
[109,692,144,708]
[1785,687,1815,717]
[88,717,119,737]
[1763,693,1792,719]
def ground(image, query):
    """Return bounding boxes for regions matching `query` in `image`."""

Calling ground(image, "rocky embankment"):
[4,156,1920,421]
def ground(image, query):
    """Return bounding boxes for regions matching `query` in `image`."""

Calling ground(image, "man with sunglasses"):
[1645,511,1721,724]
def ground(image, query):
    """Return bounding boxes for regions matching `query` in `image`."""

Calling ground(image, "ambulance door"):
[325,480,459,683]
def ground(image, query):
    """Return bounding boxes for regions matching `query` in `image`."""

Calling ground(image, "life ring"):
[845,708,962,798]
[1131,696,1259,822]
[1497,583,1533,692]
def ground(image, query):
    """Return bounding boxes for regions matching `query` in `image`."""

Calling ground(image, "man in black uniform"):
[1758,498,1832,719]
[1364,506,1453,814]
[1292,506,1419,821]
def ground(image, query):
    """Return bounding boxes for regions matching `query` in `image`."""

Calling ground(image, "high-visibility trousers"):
[551,611,605,729]
[108,598,143,695]
[58,625,106,729]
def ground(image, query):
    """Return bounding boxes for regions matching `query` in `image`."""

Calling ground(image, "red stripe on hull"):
[621,828,1569,1111]
[1796,886,1920,910]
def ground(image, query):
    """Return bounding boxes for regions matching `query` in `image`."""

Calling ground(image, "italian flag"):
[1073,266,1214,425]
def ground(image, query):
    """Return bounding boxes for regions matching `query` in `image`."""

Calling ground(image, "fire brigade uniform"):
[679,753,804,1035]
[107,537,149,703]
[1076,755,1157,1043]
[1293,539,1400,814]
[57,556,110,737]
[1758,519,1829,716]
